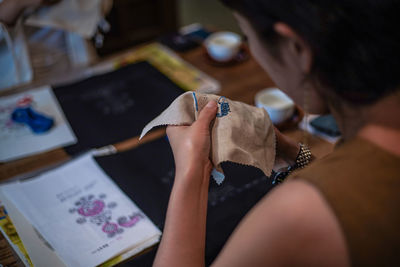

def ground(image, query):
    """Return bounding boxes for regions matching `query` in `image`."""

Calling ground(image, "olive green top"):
[291,137,400,266]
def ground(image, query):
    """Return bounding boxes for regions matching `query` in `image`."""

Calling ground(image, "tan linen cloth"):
[140,92,276,182]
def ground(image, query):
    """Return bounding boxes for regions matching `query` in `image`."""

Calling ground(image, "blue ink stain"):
[216,96,230,118]
[11,106,54,134]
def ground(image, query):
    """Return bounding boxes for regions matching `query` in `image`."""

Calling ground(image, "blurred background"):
[98,0,241,55]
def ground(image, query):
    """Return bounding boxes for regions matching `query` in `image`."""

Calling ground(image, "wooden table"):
[0,44,334,266]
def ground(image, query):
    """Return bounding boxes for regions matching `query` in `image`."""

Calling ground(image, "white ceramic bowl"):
[255,88,295,124]
[204,31,242,62]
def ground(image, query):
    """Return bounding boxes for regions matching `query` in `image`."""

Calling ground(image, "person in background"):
[153,0,400,266]
[0,0,111,90]
[0,0,60,26]
[0,0,81,89]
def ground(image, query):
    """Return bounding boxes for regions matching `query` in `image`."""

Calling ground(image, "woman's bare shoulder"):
[212,180,350,267]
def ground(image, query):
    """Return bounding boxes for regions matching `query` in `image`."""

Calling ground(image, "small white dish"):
[255,88,295,124]
[204,31,242,62]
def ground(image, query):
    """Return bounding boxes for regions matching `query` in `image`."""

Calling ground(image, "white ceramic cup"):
[204,31,242,62]
[255,88,295,124]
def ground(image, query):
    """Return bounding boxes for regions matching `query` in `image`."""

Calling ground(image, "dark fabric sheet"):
[95,137,274,266]
[53,61,184,155]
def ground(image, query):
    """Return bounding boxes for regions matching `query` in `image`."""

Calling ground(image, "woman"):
[154,1,400,266]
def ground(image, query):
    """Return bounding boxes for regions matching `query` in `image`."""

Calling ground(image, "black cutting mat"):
[53,61,184,155]
[94,137,274,266]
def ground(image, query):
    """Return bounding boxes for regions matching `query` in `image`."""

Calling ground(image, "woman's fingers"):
[195,101,218,131]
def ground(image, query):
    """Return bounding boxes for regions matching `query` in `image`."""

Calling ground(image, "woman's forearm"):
[153,165,211,267]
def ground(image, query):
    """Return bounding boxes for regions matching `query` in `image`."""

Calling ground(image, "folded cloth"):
[140,92,276,184]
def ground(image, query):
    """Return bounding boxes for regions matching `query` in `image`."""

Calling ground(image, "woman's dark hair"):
[221,0,400,105]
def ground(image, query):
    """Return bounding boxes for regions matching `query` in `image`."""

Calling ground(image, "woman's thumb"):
[196,101,218,129]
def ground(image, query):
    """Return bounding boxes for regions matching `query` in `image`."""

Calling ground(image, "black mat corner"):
[54,61,184,155]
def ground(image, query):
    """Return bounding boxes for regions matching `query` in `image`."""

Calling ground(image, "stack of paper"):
[0,153,161,267]
[0,86,76,162]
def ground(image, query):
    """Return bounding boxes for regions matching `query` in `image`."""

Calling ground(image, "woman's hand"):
[155,101,217,267]
[166,101,218,182]
[274,127,301,166]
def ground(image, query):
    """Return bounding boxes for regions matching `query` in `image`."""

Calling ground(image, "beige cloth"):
[140,92,276,183]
